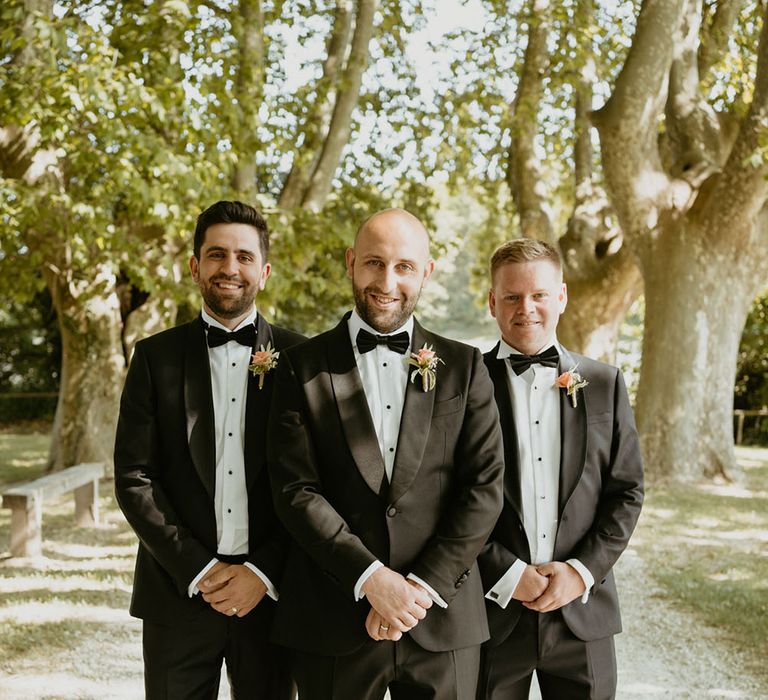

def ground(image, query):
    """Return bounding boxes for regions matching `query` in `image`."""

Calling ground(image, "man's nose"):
[221,253,239,275]
[379,265,397,291]
[519,296,535,313]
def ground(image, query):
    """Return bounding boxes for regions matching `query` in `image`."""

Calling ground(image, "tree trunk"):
[558,251,641,363]
[634,222,761,480]
[45,263,125,472]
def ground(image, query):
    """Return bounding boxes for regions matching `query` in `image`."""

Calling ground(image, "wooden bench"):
[2,462,105,557]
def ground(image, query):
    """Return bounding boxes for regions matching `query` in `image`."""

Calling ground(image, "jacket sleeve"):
[267,350,378,598]
[113,342,212,595]
[408,348,506,604]
[569,370,644,582]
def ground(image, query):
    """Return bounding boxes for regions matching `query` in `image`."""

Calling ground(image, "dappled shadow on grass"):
[635,447,768,685]
[0,587,131,609]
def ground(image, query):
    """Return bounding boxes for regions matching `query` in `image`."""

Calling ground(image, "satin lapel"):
[485,345,523,523]
[388,321,436,504]
[557,348,587,514]
[243,315,274,491]
[327,319,388,496]
[184,317,216,499]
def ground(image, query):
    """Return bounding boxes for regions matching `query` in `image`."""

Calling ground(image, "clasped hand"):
[362,567,432,642]
[514,561,586,612]
[199,561,268,618]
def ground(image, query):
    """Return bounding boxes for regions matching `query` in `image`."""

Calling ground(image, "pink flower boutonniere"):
[249,342,279,389]
[555,364,588,407]
[408,343,444,392]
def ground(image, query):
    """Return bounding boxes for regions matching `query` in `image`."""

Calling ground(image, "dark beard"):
[353,283,420,334]
[200,277,255,320]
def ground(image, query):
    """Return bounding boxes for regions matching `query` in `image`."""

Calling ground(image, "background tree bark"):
[595,0,768,479]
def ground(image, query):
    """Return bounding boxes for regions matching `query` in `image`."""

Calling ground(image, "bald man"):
[267,209,505,700]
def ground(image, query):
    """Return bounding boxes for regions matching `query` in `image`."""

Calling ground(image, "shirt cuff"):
[355,560,384,601]
[406,574,448,609]
[188,558,218,597]
[244,562,279,602]
[566,558,594,604]
[485,559,527,609]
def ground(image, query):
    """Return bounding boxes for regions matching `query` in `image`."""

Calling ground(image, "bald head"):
[346,208,435,333]
[354,208,431,256]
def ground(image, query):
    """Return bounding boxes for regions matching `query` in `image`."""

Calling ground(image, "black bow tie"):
[205,323,256,348]
[356,328,410,355]
[506,345,559,375]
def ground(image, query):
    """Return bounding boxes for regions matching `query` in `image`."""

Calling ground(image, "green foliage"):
[735,292,768,444]
[0,290,60,423]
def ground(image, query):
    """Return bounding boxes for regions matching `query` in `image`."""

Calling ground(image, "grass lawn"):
[630,446,768,683]
[0,426,140,694]
[0,428,766,695]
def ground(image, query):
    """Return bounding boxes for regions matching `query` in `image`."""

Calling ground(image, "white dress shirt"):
[347,311,447,608]
[187,307,277,600]
[486,336,593,608]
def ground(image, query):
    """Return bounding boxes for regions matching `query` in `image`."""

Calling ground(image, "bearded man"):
[266,208,505,700]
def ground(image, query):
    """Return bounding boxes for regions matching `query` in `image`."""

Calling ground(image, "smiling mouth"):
[369,293,399,307]
[213,280,242,291]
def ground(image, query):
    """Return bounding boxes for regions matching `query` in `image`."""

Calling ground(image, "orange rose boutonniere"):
[555,364,588,407]
[408,344,444,392]
[249,342,279,389]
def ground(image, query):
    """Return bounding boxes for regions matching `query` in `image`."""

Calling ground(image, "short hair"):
[490,238,562,281]
[193,200,269,261]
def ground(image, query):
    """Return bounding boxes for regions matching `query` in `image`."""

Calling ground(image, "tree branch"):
[278,0,355,209]
[697,0,745,78]
[506,0,555,242]
[700,2,768,236]
[301,0,379,211]
[593,0,686,156]
[231,0,265,197]
[662,0,723,179]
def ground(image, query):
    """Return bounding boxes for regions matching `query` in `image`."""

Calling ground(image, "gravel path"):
[1,546,765,699]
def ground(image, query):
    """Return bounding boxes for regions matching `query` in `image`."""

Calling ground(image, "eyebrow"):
[204,244,257,256]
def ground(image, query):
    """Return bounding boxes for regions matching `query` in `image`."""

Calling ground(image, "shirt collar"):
[201,306,258,334]
[348,308,414,352]
[496,335,561,360]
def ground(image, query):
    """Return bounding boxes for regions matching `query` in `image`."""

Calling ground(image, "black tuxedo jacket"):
[114,314,305,634]
[479,344,644,645]
[267,316,505,655]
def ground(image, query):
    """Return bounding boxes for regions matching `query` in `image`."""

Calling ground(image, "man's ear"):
[421,258,436,286]
[258,262,271,291]
[189,255,199,283]
[488,288,497,318]
[345,248,355,279]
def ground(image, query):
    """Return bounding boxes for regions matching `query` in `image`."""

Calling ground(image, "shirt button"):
[535,420,540,425]
[228,470,233,475]
[232,362,236,367]
[534,386,538,390]
[227,508,232,514]
[383,362,387,367]
[389,447,394,453]
[387,506,397,517]
[228,432,233,437]
[537,457,542,462]
[386,405,391,410]
[231,398,236,402]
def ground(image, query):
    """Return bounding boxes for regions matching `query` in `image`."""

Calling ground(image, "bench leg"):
[74,479,99,527]
[7,496,42,557]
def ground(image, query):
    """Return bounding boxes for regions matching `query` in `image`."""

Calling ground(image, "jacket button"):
[387,506,397,517]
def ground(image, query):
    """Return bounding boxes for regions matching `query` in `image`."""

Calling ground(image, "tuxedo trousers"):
[143,609,293,700]
[291,635,480,700]
[477,608,616,700]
